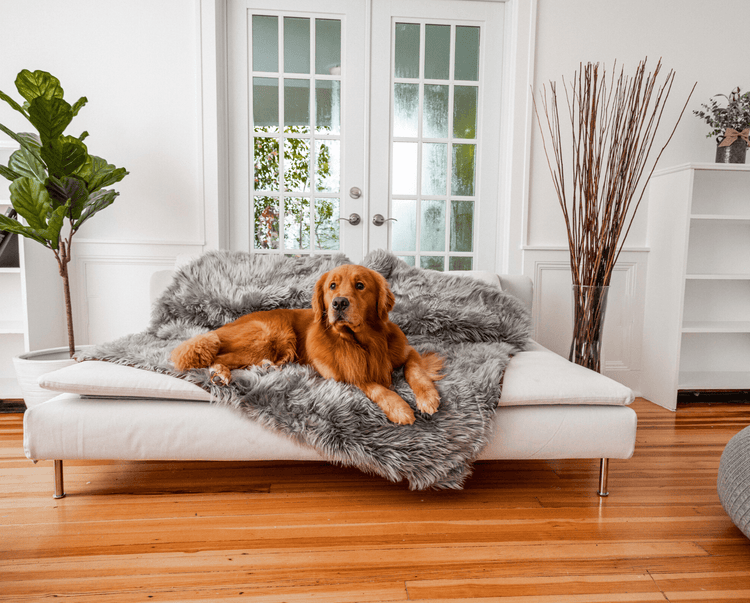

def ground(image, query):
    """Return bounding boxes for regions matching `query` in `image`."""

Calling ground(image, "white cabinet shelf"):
[0,320,25,335]
[682,321,750,333]
[643,163,750,410]
[685,274,750,280]
[690,214,750,221]
[679,371,750,391]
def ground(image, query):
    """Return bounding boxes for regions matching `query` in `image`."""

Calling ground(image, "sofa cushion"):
[39,361,211,401]
[499,341,634,407]
[40,342,634,408]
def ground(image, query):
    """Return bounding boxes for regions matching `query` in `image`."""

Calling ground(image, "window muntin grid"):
[250,14,342,254]
[390,20,480,271]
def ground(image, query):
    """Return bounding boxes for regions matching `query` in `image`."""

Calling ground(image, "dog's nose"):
[331,297,349,312]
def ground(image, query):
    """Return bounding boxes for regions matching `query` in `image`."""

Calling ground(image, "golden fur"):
[171,264,443,424]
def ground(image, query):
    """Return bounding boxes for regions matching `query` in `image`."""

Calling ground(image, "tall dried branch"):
[533,59,695,290]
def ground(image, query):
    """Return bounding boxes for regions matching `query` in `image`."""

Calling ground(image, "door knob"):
[349,187,362,199]
[372,214,397,226]
[338,213,361,226]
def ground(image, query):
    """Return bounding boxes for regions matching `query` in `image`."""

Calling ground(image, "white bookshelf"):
[1,140,23,397]
[0,262,25,398]
[642,163,750,410]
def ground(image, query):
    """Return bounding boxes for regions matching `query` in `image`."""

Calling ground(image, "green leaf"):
[40,135,88,178]
[28,96,73,142]
[0,89,27,117]
[74,189,118,230]
[0,213,48,245]
[8,146,46,182]
[0,123,45,165]
[0,164,22,181]
[76,155,128,192]
[9,177,52,230]
[71,96,88,117]
[15,70,63,103]
[16,131,41,147]
[46,175,89,218]
[36,202,68,250]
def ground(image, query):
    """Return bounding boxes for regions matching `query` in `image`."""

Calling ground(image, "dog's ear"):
[312,271,328,323]
[375,272,395,321]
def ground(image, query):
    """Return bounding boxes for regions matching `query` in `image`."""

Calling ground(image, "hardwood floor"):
[2,398,750,602]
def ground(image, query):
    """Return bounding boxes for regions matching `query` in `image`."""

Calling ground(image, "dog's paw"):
[386,403,416,425]
[378,390,416,425]
[414,385,440,415]
[209,364,232,386]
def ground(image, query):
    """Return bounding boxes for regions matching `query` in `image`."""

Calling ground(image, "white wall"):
[1,0,749,395]
[529,0,748,248]
[0,0,206,353]
[525,0,750,391]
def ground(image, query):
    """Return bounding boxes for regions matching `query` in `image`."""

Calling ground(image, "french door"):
[227,0,504,269]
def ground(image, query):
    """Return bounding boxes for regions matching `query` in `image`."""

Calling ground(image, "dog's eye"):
[329,282,336,290]
[355,282,364,290]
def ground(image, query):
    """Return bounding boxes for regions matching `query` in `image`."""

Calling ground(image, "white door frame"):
[198,0,536,273]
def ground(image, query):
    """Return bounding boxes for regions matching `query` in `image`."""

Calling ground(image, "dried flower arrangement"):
[533,59,694,371]
[694,87,750,162]
[694,87,750,140]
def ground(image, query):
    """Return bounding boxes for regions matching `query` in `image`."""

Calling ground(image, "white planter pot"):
[13,347,89,409]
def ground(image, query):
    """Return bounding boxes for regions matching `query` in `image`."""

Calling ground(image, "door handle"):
[372,214,397,227]
[338,213,361,226]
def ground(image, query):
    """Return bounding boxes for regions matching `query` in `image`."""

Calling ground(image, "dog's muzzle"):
[331,296,350,322]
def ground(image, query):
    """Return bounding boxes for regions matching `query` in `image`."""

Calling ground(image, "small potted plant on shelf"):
[0,69,128,407]
[694,87,750,164]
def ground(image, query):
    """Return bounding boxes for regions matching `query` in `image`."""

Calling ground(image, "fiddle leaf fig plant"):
[0,69,128,357]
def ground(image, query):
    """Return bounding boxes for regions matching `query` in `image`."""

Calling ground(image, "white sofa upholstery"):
[23,271,637,498]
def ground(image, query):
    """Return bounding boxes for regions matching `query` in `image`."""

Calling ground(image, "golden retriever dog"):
[171,264,443,424]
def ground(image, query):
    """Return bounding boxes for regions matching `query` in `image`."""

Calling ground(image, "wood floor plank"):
[2,398,750,601]
[405,574,663,599]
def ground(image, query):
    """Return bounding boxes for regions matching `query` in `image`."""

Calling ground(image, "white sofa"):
[23,272,637,498]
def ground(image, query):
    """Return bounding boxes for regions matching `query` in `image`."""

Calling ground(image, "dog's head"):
[312,264,395,332]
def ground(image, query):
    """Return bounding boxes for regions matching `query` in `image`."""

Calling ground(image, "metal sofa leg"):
[597,458,609,497]
[54,460,66,499]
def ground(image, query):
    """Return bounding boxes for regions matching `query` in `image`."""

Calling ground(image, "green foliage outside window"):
[253,126,338,251]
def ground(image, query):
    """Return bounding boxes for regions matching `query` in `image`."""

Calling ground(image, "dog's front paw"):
[414,384,440,415]
[378,390,416,425]
[209,363,232,386]
[386,403,416,425]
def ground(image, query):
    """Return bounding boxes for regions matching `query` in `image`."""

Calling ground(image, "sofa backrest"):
[150,267,533,311]
[445,269,532,311]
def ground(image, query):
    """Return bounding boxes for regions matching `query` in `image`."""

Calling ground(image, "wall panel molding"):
[523,248,647,393]
[71,245,203,346]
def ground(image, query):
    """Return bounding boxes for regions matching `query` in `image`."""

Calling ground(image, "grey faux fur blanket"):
[78,250,531,489]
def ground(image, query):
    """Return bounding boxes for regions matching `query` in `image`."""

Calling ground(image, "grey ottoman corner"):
[718,425,750,539]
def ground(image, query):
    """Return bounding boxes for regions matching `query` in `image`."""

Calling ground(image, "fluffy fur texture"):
[78,250,531,489]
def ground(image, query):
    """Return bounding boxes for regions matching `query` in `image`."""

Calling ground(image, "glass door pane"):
[390,21,480,271]
[250,13,342,255]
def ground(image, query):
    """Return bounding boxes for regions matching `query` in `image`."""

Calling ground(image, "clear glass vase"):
[569,285,610,373]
